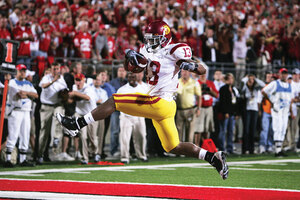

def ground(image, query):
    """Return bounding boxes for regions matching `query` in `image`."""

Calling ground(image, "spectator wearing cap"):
[4,64,38,168]
[284,68,300,152]
[70,73,98,164]
[37,62,67,164]
[74,20,92,59]
[262,68,294,157]
[13,14,34,69]
[259,72,275,154]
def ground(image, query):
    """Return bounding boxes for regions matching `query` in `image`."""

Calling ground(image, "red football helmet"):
[144,20,172,53]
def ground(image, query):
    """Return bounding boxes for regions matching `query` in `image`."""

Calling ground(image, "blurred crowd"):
[0,0,300,167]
[0,0,299,76]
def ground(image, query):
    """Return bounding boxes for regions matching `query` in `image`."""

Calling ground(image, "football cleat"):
[210,151,229,180]
[56,113,80,137]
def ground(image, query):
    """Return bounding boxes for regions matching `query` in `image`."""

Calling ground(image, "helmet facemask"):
[144,33,167,53]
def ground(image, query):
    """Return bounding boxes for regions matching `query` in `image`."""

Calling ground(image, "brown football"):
[124,54,147,73]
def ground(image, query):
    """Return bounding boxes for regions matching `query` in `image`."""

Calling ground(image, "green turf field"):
[1,154,300,191]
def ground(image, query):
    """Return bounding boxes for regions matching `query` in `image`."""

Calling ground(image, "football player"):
[57,20,229,179]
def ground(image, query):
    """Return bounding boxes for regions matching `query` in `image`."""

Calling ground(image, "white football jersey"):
[140,43,192,101]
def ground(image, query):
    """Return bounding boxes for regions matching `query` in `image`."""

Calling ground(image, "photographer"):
[195,74,218,146]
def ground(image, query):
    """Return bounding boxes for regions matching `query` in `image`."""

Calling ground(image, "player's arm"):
[172,45,206,75]
[176,59,207,75]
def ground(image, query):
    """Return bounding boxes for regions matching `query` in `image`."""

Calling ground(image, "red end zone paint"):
[0,179,299,200]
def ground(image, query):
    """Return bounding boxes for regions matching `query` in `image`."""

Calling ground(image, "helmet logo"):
[163,25,170,35]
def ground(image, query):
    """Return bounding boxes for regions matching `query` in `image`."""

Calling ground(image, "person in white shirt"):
[4,64,38,168]
[117,72,148,164]
[92,74,108,162]
[38,62,67,164]
[262,68,294,157]
[233,26,252,86]
[241,75,265,154]
[70,73,97,164]
[284,68,300,152]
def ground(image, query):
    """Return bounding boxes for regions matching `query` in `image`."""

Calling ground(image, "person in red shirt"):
[195,73,218,146]
[0,16,11,39]
[74,21,92,59]
[107,27,116,60]
[13,14,34,69]
[37,18,52,58]
[114,27,130,59]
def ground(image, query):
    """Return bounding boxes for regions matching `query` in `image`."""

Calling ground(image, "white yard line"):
[0,159,299,176]
[0,191,172,200]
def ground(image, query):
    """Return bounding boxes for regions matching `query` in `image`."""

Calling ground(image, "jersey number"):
[5,43,13,63]
[183,47,191,58]
[148,61,161,86]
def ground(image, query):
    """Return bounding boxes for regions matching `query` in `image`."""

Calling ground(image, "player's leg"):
[152,117,229,180]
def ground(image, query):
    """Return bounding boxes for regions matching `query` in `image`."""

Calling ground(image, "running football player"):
[57,20,229,179]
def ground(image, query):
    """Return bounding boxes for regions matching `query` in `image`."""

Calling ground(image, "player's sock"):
[275,141,282,154]
[198,149,214,163]
[77,112,95,129]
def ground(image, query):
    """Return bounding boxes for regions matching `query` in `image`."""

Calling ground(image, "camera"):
[201,83,211,94]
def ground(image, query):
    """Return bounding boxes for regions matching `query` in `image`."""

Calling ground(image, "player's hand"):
[125,49,145,66]
[179,61,198,72]
[196,108,201,117]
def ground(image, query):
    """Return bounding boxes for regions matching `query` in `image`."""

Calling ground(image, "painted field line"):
[0,179,299,200]
[0,159,299,176]
[0,191,171,200]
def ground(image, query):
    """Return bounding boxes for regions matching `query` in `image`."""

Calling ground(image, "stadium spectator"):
[284,68,300,152]
[118,72,147,164]
[176,70,201,143]
[0,16,11,39]
[114,28,130,60]
[13,14,34,69]
[259,72,274,154]
[262,68,293,157]
[74,20,92,59]
[70,73,97,164]
[37,63,67,164]
[109,66,127,157]
[92,74,108,162]
[218,73,240,154]
[240,75,265,154]
[94,24,109,61]
[196,73,218,146]
[4,64,38,167]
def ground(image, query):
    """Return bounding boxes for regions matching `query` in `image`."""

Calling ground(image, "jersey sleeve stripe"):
[170,43,189,55]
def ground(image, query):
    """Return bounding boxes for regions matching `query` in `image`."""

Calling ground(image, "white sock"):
[275,142,282,154]
[20,154,26,163]
[6,154,11,162]
[198,149,207,160]
[84,112,95,124]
